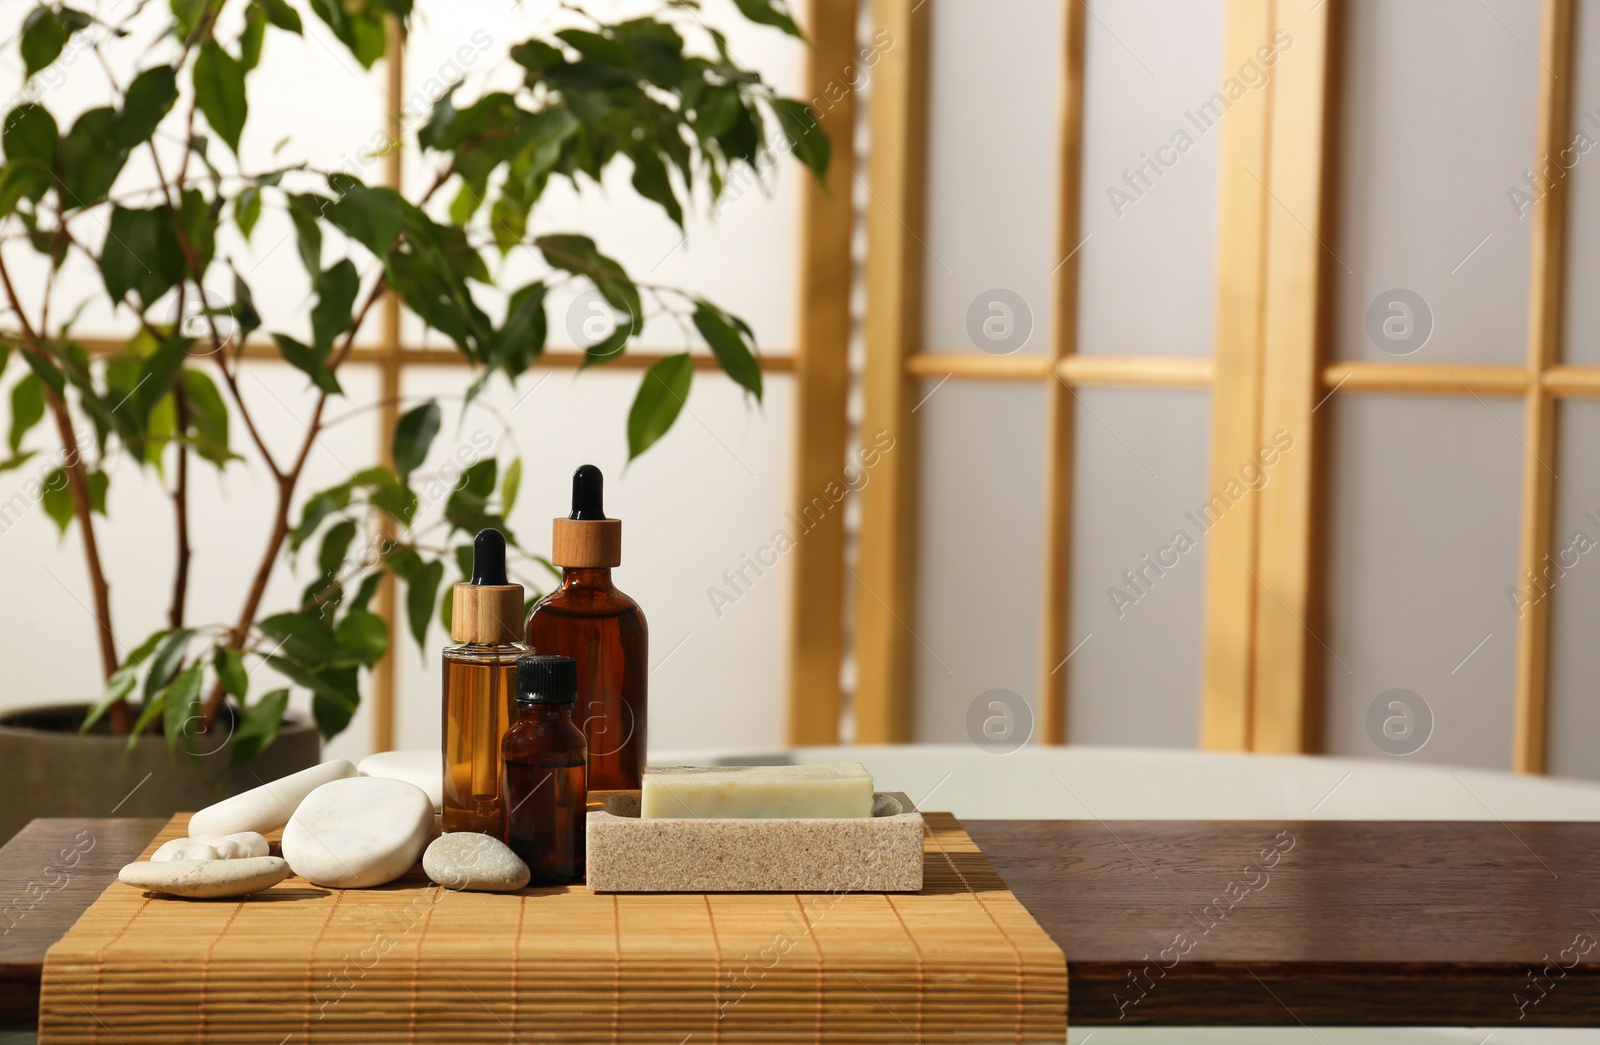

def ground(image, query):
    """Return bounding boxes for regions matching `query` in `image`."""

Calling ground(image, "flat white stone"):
[119,857,290,899]
[152,832,270,862]
[424,833,530,892]
[358,749,443,810]
[281,777,433,888]
[188,760,356,836]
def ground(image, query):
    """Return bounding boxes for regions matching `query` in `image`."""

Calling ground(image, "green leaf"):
[234,186,262,240]
[180,368,232,466]
[39,469,72,533]
[627,352,693,459]
[233,271,262,336]
[193,42,247,154]
[100,206,185,308]
[143,627,195,703]
[335,608,388,666]
[9,373,44,453]
[81,628,169,733]
[239,5,267,72]
[484,281,546,378]
[229,687,288,767]
[127,686,167,747]
[40,466,105,526]
[290,484,351,550]
[535,234,640,323]
[86,468,107,515]
[629,147,683,229]
[113,67,179,150]
[317,517,356,577]
[772,98,829,184]
[730,0,803,38]
[260,655,357,737]
[693,300,762,399]
[171,0,207,41]
[287,195,323,276]
[348,570,383,612]
[272,333,341,395]
[160,662,204,756]
[20,6,74,77]
[391,400,440,480]
[312,685,357,737]
[258,612,339,664]
[61,107,127,207]
[405,558,444,650]
[254,0,303,33]
[131,336,190,422]
[501,457,522,515]
[307,0,386,68]
[325,175,406,258]
[3,104,57,168]
[215,646,249,701]
[310,258,358,353]
[177,186,219,275]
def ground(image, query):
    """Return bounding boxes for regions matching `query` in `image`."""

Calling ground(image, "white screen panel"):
[1321,395,1523,768]
[1333,0,1540,365]
[910,382,1046,744]
[920,0,1063,357]
[1546,402,1600,780]
[1076,0,1224,359]
[1065,388,1210,746]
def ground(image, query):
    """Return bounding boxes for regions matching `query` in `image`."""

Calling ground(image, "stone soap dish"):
[586,791,924,893]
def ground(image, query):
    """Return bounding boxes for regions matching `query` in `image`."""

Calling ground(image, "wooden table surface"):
[2,817,1596,1029]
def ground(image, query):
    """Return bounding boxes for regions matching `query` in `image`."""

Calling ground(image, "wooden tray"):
[39,811,1066,1043]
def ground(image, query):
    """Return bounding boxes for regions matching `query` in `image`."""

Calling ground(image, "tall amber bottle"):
[525,465,648,792]
[442,528,526,835]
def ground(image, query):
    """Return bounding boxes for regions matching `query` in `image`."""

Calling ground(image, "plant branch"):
[0,249,125,728]
[169,384,190,629]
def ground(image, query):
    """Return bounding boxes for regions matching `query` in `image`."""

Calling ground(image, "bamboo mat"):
[39,812,1066,1044]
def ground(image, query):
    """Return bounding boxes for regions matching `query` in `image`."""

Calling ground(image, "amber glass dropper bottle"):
[441,527,526,835]
[525,465,648,792]
[502,654,587,886]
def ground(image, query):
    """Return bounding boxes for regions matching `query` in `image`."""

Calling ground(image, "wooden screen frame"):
[851,0,1591,773]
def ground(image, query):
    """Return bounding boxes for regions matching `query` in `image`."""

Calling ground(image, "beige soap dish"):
[585,791,925,893]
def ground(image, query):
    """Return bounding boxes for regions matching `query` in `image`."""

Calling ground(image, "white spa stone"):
[152,832,270,862]
[152,841,219,862]
[188,759,357,836]
[357,749,443,810]
[423,833,530,892]
[641,763,875,819]
[281,776,433,888]
[119,856,290,899]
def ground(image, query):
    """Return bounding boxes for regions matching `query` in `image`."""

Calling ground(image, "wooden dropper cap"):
[551,464,622,569]
[451,528,524,644]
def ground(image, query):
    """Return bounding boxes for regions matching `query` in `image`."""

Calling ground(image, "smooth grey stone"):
[423,832,530,892]
[118,856,290,899]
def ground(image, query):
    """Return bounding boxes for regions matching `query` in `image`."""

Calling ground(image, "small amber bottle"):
[525,466,648,792]
[441,528,526,836]
[502,654,587,886]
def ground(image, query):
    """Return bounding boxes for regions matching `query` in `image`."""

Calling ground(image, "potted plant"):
[0,0,827,841]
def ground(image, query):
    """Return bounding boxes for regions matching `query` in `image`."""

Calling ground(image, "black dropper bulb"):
[570,464,607,520]
[470,527,508,585]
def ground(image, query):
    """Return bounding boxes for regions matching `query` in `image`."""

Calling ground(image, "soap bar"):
[641,763,874,819]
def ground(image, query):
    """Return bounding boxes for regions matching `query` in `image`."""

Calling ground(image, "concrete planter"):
[0,703,322,844]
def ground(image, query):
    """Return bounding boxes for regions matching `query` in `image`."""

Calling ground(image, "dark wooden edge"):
[0,818,165,1029]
